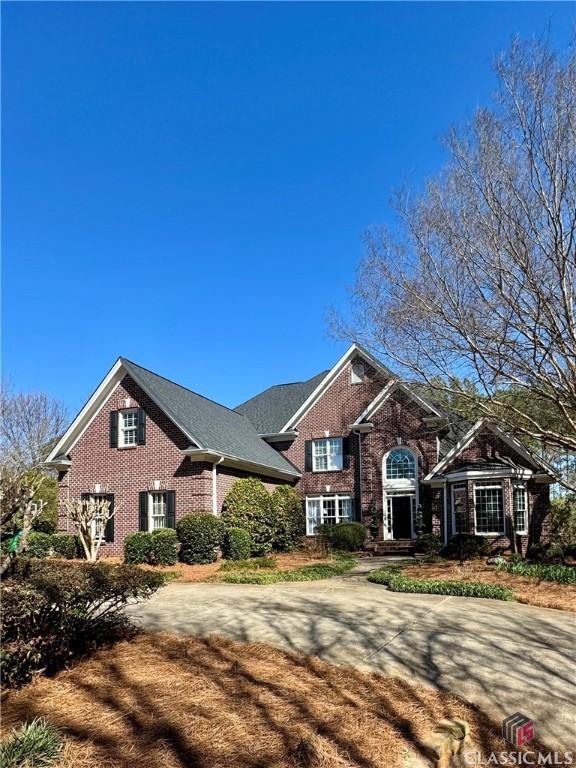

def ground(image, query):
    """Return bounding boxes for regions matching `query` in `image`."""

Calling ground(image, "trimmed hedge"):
[367,567,515,600]
[271,485,305,551]
[219,555,357,584]
[441,534,491,560]
[317,522,367,552]
[24,532,80,560]
[222,478,275,556]
[1,560,165,688]
[177,513,224,564]
[151,528,178,565]
[496,560,576,584]
[124,532,154,565]
[222,527,251,561]
[51,534,80,559]
[25,532,52,559]
[415,534,443,555]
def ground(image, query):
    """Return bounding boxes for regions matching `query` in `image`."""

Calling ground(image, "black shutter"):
[110,411,119,448]
[137,408,146,445]
[104,494,115,542]
[342,437,351,469]
[139,491,149,531]
[305,440,313,472]
[166,491,175,528]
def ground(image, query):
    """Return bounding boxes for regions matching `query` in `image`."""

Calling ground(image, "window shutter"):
[139,491,149,531]
[104,494,115,542]
[342,437,351,469]
[305,441,313,472]
[166,491,176,528]
[110,411,119,448]
[137,408,146,445]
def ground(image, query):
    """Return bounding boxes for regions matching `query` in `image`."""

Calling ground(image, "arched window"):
[385,447,416,480]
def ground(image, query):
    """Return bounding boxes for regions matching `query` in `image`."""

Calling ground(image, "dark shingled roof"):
[235,370,330,434]
[120,359,299,477]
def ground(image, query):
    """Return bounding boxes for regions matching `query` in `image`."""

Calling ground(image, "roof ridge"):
[120,357,246,420]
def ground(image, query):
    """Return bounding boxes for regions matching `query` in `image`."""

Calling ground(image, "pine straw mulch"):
[1,632,550,768]
[98,551,332,583]
[403,560,576,612]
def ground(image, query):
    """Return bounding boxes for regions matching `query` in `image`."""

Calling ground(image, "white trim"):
[280,344,395,432]
[305,493,354,536]
[450,483,467,536]
[512,481,528,535]
[443,468,533,481]
[442,482,448,544]
[473,480,505,536]
[382,448,419,540]
[148,491,167,531]
[424,420,483,481]
[311,437,343,472]
[118,408,138,447]
[353,380,441,426]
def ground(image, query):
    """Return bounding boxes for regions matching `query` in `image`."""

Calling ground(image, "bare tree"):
[63,497,115,561]
[0,469,46,574]
[0,383,68,469]
[337,37,576,458]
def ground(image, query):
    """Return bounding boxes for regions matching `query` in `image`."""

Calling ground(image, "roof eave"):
[182,448,301,482]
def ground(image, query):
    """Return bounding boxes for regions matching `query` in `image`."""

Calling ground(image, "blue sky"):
[2,2,573,416]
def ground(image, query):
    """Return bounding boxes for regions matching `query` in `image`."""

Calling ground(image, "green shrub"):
[124,532,154,565]
[30,475,59,535]
[177,513,224,564]
[222,527,251,561]
[415,533,443,554]
[271,485,305,551]
[550,495,576,552]
[51,534,80,559]
[150,528,178,565]
[0,718,63,768]
[222,478,275,556]
[441,534,490,560]
[1,560,165,688]
[317,522,367,552]
[367,567,514,600]
[527,542,565,563]
[219,556,277,571]
[496,559,576,584]
[219,555,356,584]
[25,532,52,559]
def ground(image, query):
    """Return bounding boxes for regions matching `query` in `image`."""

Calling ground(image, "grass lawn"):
[403,560,576,612]
[0,632,548,768]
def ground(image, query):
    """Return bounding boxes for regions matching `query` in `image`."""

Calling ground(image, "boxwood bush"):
[415,533,443,554]
[51,534,80,559]
[151,528,178,565]
[124,532,154,565]
[177,513,224,564]
[222,527,251,561]
[441,534,491,560]
[222,478,276,556]
[368,567,514,600]
[271,485,305,551]
[25,532,52,559]
[317,522,367,552]
[1,560,165,688]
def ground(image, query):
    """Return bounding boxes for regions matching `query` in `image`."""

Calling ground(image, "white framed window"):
[385,447,416,481]
[513,483,528,534]
[306,494,353,535]
[119,409,138,447]
[312,438,343,472]
[149,492,167,530]
[351,362,365,384]
[89,494,108,541]
[474,481,505,535]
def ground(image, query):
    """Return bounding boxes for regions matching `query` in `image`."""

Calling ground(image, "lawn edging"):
[367,566,515,601]
[217,554,357,584]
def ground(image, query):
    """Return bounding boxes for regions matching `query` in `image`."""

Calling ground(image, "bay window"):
[513,483,528,534]
[474,481,505,535]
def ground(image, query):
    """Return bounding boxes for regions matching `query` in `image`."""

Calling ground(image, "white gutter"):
[182,448,301,482]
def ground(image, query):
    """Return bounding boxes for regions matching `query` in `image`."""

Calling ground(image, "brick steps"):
[365,539,416,556]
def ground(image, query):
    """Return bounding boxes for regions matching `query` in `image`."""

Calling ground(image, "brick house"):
[45,344,554,556]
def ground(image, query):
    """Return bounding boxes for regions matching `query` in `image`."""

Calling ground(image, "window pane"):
[312,438,343,471]
[151,492,166,530]
[513,484,527,532]
[322,497,337,525]
[474,485,504,534]
[386,448,416,480]
[338,497,352,522]
[306,499,321,535]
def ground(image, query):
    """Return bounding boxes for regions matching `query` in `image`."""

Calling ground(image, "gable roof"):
[352,380,443,425]
[424,419,555,481]
[235,370,329,434]
[45,358,300,479]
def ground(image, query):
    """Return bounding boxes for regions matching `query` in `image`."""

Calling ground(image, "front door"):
[392,496,413,539]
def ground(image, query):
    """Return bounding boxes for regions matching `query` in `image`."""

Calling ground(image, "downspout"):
[212,456,225,516]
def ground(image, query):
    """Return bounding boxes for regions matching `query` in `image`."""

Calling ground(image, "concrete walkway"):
[126,563,576,750]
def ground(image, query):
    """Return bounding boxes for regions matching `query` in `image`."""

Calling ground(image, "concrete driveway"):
[126,563,576,750]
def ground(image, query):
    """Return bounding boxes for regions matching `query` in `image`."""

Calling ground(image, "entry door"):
[392,496,413,539]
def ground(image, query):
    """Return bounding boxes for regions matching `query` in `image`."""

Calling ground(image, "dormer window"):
[119,409,138,446]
